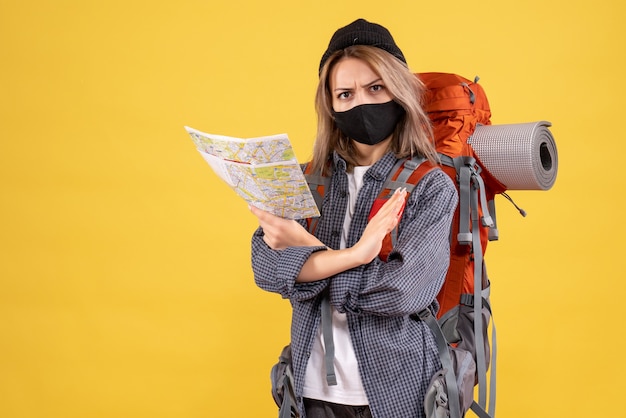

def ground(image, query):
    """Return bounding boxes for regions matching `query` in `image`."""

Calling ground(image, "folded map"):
[185,126,320,220]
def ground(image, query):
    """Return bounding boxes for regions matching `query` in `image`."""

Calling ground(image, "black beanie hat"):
[319,18,406,75]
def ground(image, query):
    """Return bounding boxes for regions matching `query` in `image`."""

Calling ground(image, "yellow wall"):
[1,1,623,417]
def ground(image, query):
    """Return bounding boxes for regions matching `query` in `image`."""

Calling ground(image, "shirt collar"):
[332,151,397,182]
[367,152,397,182]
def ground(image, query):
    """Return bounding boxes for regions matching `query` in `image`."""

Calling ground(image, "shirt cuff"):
[276,245,328,300]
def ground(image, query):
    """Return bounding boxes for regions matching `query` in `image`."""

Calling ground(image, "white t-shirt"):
[302,165,371,405]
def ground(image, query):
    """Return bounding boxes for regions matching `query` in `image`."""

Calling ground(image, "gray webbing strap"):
[470,401,491,418]
[488,199,499,241]
[418,309,462,418]
[482,266,497,416]
[443,155,496,244]
[321,292,337,386]
[396,156,425,183]
[380,158,409,196]
[389,229,398,250]
[487,303,497,416]
[304,163,337,387]
[490,326,497,416]
[460,288,497,417]
[472,171,493,228]
[384,180,417,193]
[470,181,488,411]
[469,160,499,415]
[438,153,454,167]
[381,155,428,195]
[457,160,473,245]
[278,369,297,418]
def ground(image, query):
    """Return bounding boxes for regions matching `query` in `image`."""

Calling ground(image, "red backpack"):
[418,72,505,418]
[303,73,504,418]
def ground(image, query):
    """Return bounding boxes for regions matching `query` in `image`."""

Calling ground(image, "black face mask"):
[332,100,405,146]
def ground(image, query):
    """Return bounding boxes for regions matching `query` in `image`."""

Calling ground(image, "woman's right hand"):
[250,205,324,250]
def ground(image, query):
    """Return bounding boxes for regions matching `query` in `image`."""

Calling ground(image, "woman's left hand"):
[351,187,407,264]
[250,206,324,250]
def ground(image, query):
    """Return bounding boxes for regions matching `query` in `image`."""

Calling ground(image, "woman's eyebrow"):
[362,78,383,88]
[333,78,383,92]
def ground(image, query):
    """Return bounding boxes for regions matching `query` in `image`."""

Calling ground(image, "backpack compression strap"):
[320,289,337,385]
[466,267,497,418]
[440,154,495,244]
[466,157,498,415]
[303,163,336,386]
[418,308,464,418]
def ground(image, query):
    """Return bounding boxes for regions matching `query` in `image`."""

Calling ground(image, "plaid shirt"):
[252,151,457,418]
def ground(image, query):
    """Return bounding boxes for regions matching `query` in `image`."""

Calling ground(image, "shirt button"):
[340,190,347,198]
[331,230,340,237]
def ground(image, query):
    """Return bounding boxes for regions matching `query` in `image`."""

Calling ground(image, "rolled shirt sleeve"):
[251,228,328,302]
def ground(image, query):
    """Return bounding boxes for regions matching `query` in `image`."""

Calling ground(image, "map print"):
[185,126,320,220]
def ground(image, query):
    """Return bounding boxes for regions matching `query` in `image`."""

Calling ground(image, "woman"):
[251,19,457,418]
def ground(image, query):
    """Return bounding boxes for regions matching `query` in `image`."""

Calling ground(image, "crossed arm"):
[249,188,407,283]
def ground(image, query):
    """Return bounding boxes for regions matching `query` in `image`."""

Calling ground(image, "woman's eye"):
[370,84,384,92]
[337,91,351,99]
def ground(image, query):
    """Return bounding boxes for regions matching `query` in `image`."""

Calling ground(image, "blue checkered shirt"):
[252,151,458,418]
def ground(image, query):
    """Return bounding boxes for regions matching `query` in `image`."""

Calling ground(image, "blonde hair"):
[310,45,437,175]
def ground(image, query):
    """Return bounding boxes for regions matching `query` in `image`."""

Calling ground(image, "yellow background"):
[1,0,623,417]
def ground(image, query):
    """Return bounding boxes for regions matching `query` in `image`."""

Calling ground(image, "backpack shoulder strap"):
[378,155,436,198]
[303,161,331,234]
[372,155,437,261]
[303,161,330,212]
